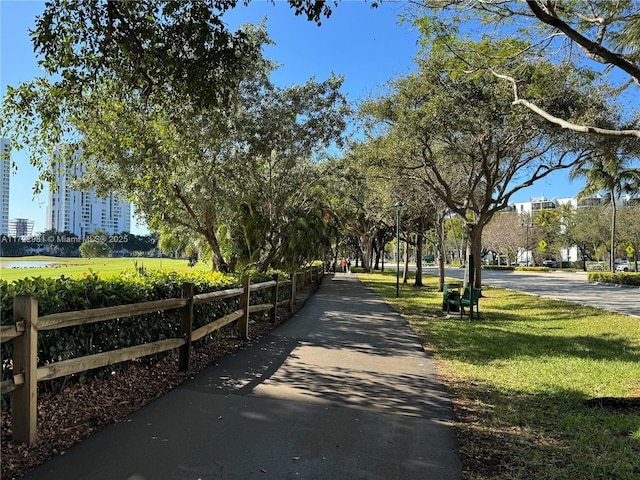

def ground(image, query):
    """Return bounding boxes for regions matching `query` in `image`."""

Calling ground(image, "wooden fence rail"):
[1,266,323,445]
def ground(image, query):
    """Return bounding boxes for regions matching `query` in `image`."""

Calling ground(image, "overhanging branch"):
[491,70,640,138]
[526,0,640,83]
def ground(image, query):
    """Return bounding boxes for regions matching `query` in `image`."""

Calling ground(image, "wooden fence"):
[0,266,323,445]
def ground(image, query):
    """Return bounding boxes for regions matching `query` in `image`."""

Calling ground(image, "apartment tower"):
[47,150,131,237]
[0,139,10,235]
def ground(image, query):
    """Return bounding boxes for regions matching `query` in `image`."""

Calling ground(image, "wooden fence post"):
[289,272,297,312]
[238,276,250,340]
[12,294,38,445]
[179,282,194,372]
[270,274,278,324]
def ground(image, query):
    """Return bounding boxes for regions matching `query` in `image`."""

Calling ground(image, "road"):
[421,266,640,318]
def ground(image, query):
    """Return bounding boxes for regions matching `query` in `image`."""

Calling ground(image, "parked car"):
[615,262,636,272]
[542,260,555,268]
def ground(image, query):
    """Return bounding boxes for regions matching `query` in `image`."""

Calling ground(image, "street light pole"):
[394,201,403,297]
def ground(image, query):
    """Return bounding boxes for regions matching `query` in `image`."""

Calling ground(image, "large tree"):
[570,143,640,271]
[83,65,346,271]
[483,213,524,265]
[1,0,338,192]
[360,47,598,287]
[3,17,348,271]
[617,203,640,269]
[409,0,640,138]
[330,144,398,274]
[562,203,611,266]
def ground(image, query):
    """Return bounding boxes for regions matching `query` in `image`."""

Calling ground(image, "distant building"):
[46,150,131,237]
[511,193,636,215]
[8,218,35,238]
[0,138,10,235]
[507,193,640,264]
[511,194,577,215]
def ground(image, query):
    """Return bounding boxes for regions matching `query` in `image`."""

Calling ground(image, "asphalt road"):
[422,266,640,318]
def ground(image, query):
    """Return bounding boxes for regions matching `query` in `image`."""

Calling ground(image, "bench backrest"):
[461,287,482,302]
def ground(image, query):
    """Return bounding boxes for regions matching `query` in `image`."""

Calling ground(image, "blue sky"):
[1,0,585,235]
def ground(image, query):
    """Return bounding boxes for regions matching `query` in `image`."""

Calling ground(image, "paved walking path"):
[23,273,462,480]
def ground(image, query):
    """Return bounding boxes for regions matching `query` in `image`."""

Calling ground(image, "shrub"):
[514,266,550,272]
[588,272,640,286]
[483,265,516,271]
[1,268,291,391]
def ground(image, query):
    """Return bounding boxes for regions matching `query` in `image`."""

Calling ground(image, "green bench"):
[444,284,482,319]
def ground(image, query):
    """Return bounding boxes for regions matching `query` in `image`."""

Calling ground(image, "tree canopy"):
[408,0,640,138]
[358,43,602,285]
[1,0,338,192]
[1,4,349,272]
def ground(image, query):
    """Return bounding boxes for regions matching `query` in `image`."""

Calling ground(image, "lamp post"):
[394,201,403,297]
[521,214,533,266]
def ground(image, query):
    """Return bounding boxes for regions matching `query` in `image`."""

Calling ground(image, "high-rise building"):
[0,138,10,235]
[46,150,131,237]
[8,218,35,238]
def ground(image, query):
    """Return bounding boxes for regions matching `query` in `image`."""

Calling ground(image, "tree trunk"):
[465,223,483,288]
[402,234,410,283]
[373,232,387,271]
[450,216,461,264]
[414,230,424,287]
[205,230,229,272]
[438,215,446,291]
[373,237,381,270]
[360,235,373,273]
[610,190,617,273]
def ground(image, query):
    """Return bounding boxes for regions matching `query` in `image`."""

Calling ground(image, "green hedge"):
[482,265,553,272]
[1,269,290,387]
[588,272,640,286]
[515,266,551,272]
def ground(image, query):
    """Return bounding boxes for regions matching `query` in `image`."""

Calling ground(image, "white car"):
[615,262,636,272]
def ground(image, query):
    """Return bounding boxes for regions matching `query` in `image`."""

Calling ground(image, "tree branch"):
[526,0,640,83]
[491,70,640,138]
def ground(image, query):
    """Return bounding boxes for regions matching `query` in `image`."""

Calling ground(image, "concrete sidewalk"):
[23,273,462,480]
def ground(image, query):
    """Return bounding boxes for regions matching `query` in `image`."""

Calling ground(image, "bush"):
[483,265,516,271]
[588,272,640,286]
[514,266,550,272]
[1,268,291,390]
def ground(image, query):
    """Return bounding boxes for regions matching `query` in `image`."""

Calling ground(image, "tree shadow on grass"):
[429,289,640,365]
[430,320,640,365]
[448,381,640,480]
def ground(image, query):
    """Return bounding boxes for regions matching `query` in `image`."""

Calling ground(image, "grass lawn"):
[359,271,640,480]
[0,256,209,282]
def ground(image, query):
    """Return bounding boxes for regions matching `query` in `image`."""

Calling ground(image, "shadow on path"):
[22,273,462,480]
